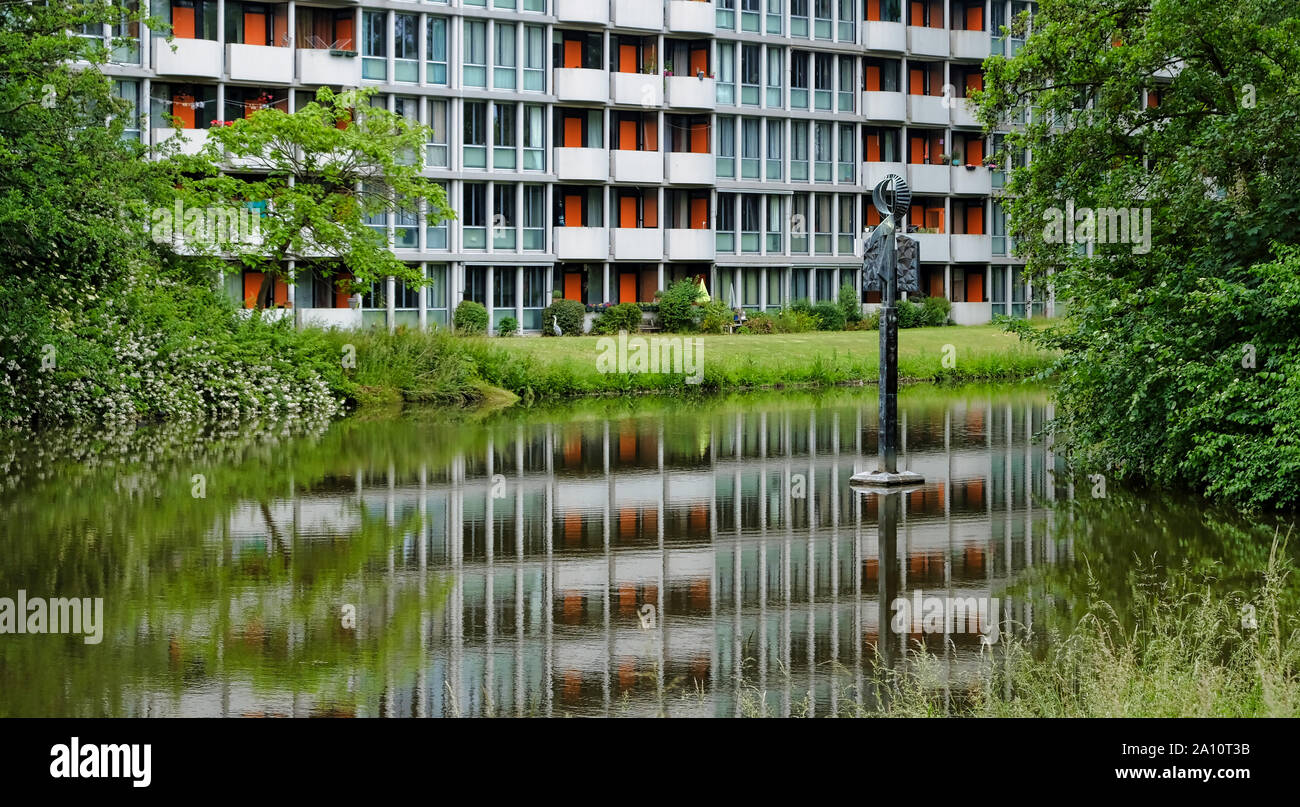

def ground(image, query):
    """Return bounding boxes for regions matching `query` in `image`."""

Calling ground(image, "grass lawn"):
[495,324,1054,387]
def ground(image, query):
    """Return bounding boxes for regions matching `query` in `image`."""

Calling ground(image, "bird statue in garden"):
[552,315,562,336]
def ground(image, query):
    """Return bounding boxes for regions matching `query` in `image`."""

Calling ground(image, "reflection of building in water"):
[211,397,1066,717]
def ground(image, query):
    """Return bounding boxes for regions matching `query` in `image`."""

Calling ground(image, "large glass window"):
[464,102,487,168]
[523,105,545,170]
[766,47,783,107]
[765,119,783,180]
[523,185,545,250]
[791,51,809,108]
[427,99,448,167]
[740,44,760,105]
[791,121,809,181]
[717,115,736,178]
[394,13,418,82]
[741,118,760,179]
[362,11,386,80]
[426,17,448,84]
[493,184,516,249]
[716,42,736,105]
[494,22,517,89]
[523,25,546,91]
[463,183,487,248]
[464,20,487,87]
[493,102,516,170]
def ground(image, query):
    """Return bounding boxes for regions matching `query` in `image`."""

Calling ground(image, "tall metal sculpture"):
[852,174,924,487]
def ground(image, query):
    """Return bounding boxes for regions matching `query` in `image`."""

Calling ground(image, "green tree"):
[978,0,1300,509]
[176,87,454,308]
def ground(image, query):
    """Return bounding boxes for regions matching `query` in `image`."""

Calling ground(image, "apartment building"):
[92,0,1049,332]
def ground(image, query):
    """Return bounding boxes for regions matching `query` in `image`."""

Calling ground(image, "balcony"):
[908,94,949,126]
[666,76,716,110]
[613,0,664,30]
[554,227,610,261]
[951,98,980,128]
[154,38,223,79]
[555,147,610,182]
[951,30,991,61]
[909,232,949,263]
[951,165,992,195]
[666,152,714,184]
[554,68,610,104]
[861,90,906,121]
[908,163,950,194]
[908,26,949,58]
[863,161,907,189]
[152,127,209,156]
[296,308,362,330]
[555,0,608,25]
[611,72,663,106]
[862,21,906,51]
[665,229,715,261]
[228,43,293,84]
[950,301,992,325]
[612,150,663,184]
[667,0,715,34]
[951,234,992,262]
[613,228,664,261]
[297,48,360,86]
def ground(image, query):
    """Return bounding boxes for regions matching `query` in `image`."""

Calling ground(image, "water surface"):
[0,386,1290,717]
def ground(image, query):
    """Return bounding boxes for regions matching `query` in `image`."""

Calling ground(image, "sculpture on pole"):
[852,174,924,487]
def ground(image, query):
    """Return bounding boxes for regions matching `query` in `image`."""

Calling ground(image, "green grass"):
[313,324,1057,410]
[495,325,1056,394]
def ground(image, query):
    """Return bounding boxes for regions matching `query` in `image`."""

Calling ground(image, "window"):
[838,0,855,40]
[791,121,809,181]
[493,103,516,170]
[740,44,760,105]
[838,56,854,111]
[426,17,448,84]
[494,23,517,89]
[766,119,783,180]
[396,195,418,248]
[362,11,386,80]
[464,102,487,168]
[111,0,141,64]
[113,80,141,141]
[741,195,760,252]
[791,0,810,37]
[394,13,418,82]
[427,99,448,167]
[523,185,545,250]
[814,193,832,254]
[523,25,546,91]
[363,181,388,240]
[814,0,832,39]
[464,20,487,87]
[838,124,854,182]
[766,47,783,107]
[493,184,516,249]
[767,0,783,34]
[523,105,545,170]
[814,53,833,110]
[717,0,736,29]
[791,194,810,254]
[741,118,760,179]
[741,0,761,32]
[791,51,809,108]
[766,195,783,253]
[427,182,449,249]
[716,42,736,105]
[464,183,487,248]
[814,121,832,181]
[522,267,547,330]
[838,195,855,253]
[717,193,736,252]
[427,264,449,327]
[717,116,736,178]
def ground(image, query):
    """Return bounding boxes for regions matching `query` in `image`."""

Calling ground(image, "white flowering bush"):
[0,274,351,429]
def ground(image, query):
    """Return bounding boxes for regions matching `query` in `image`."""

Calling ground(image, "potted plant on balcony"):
[937,152,951,165]
[951,149,963,167]
[984,156,999,170]
[663,60,674,77]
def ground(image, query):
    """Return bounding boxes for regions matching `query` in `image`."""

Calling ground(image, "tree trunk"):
[256,267,277,309]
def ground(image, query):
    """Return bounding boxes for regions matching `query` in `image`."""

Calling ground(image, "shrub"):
[454,300,488,334]
[789,298,812,316]
[697,300,735,334]
[658,279,702,332]
[772,308,819,333]
[897,299,926,329]
[590,302,643,335]
[920,295,951,326]
[496,316,519,337]
[811,301,847,331]
[745,313,776,334]
[838,281,863,323]
[540,298,586,336]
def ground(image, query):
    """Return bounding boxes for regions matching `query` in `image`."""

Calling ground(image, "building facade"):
[95,0,1050,332]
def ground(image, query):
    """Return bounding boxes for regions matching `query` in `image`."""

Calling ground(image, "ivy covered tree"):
[174,87,453,308]
[978,0,1300,508]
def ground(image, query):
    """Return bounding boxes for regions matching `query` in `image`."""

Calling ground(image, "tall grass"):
[781,537,1300,718]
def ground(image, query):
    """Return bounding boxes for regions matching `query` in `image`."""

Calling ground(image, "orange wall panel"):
[564,273,582,301]
[619,273,637,303]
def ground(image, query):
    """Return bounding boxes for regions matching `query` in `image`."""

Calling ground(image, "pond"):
[0,385,1292,717]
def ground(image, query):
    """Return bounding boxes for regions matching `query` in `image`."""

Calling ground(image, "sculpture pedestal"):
[849,469,925,489]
